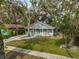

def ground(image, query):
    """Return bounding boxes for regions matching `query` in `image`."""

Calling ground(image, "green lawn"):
[7,36,79,59]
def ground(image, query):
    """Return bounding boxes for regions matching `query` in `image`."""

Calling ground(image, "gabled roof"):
[26,21,55,29]
[4,24,24,29]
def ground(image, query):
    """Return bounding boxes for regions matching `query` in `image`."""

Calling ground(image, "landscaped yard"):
[6,36,79,59]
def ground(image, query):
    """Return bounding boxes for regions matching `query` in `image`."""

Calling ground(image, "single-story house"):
[0,24,25,36]
[4,24,24,29]
[26,21,55,36]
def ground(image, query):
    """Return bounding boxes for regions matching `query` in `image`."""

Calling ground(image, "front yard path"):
[4,35,36,43]
[6,46,74,59]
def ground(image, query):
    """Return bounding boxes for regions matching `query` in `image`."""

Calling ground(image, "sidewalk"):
[4,35,36,43]
[6,46,74,59]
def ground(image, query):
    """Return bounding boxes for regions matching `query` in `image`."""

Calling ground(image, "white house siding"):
[30,29,54,36]
[27,21,55,36]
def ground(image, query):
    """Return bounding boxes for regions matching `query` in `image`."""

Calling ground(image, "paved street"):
[0,50,5,59]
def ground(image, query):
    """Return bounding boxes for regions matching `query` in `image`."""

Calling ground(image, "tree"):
[31,0,79,47]
[0,0,7,59]
[17,0,42,36]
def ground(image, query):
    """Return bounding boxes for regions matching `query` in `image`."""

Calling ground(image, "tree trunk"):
[68,37,75,47]
[24,27,27,35]
[27,19,30,37]
[16,24,18,35]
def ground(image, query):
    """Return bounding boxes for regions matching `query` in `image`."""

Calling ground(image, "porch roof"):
[25,21,55,29]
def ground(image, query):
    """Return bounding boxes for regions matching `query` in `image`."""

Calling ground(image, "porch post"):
[47,29,48,36]
[33,29,34,36]
[42,27,43,36]
[34,29,36,35]
[52,29,54,36]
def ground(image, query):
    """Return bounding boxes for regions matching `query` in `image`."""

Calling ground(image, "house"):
[1,24,25,36]
[4,24,24,29]
[26,21,55,36]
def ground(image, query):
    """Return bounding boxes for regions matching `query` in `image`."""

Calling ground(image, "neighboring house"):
[4,24,24,29]
[26,21,55,36]
[1,24,25,36]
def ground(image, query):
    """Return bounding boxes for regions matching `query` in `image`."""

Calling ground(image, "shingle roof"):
[4,24,24,28]
[26,21,55,29]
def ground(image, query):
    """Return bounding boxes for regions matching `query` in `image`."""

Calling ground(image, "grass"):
[7,36,79,59]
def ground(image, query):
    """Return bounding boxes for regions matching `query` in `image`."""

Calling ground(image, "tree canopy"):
[0,0,79,47]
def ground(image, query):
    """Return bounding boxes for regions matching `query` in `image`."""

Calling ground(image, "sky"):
[20,0,32,9]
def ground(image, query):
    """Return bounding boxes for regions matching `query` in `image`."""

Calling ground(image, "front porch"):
[29,29,54,36]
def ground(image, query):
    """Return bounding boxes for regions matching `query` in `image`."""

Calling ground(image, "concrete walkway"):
[6,46,74,59]
[4,35,36,43]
